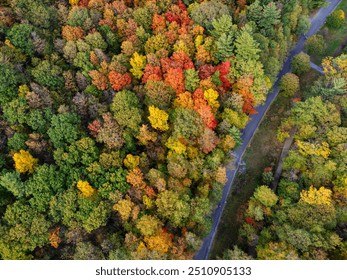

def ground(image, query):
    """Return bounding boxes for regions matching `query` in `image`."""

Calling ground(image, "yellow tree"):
[300,186,332,206]
[204,88,220,110]
[113,196,135,222]
[130,52,147,79]
[148,106,169,131]
[76,180,96,197]
[13,150,38,174]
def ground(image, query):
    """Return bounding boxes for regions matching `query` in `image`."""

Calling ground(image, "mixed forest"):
[224,54,347,260]
[0,0,336,260]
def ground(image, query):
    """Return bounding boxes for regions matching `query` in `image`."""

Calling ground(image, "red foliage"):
[78,0,89,7]
[245,216,255,225]
[142,64,162,83]
[178,0,187,11]
[216,61,232,90]
[164,68,185,94]
[198,64,215,80]
[165,11,180,24]
[88,119,101,137]
[264,167,273,173]
[194,101,217,129]
[108,71,132,91]
[160,51,194,73]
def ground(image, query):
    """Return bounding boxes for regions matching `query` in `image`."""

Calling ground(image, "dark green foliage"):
[291,52,310,75]
[47,112,81,148]
[0,64,20,105]
[31,60,64,91]
[7,24,34,56]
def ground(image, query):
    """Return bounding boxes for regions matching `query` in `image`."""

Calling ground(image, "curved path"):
[194,0,342,260]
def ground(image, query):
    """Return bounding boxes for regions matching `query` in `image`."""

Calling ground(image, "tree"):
[156,190,190,227]
[108,71,132,91]
[130,52,147,79]
[148,106,169,132]
[300,186,332,206]
[0,64,21,105]
[31,60,64,91]
[110,90,142,134]
[47,113,81,148]
[253,185,278,208]
[13,150,38,174]
[326,9,345,29]
[291,52,310,75]
[280,73,300,97]
[304,35,326,56]
[7,23,34,56]
[76,180,96,198]
[190,0,230,30]
[136,215,162,236]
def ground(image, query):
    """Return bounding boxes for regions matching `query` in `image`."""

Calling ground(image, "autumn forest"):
[0,0,346,260]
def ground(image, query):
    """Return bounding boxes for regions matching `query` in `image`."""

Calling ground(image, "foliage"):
[280,73,300,97]
[291,52,310,75]
[13,150,38,174]
[326,9,345,29]
[0,0,328,260]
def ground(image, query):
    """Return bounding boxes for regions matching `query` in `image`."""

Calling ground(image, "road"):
[194,0,342,260]
[310,61,325,74]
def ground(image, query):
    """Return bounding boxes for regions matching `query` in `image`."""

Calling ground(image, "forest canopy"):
[0,0,327,259]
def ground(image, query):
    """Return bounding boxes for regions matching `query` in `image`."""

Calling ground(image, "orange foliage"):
[126,167,146,189]
[89,70,109,90]
[234,76,256,114]
[49,227,61,249]
[62,26,85,41]
[145,186,156,199]
[161,51,194,73]
[164,68,185,94]
[142,64,162,83]
[175,92,194,109]
[152,14,166,33]
[108,71,132,91]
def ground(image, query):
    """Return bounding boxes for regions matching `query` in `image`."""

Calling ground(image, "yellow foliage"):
[195,35,204,48]
[144,230,173,254]
[296,140,330,159]
[124,154,140,169]
[130,52,146,79]
[166,137,187,155]
[143,195,154,209]
[300,186,332,206]
[187,146,199,159]
[4,39,14,48]
[69,0,79,5]
[204,88,220,109]
[113,197,135,221]
[18,84,29,97]
[13,150,38,174]
[148,106,169,131]
[76,180,96,197]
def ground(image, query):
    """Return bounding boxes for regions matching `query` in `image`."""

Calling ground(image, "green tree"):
[7,23,34,56]
[291,52,310,75]
[110,90,143,135]
[47,112,81,148]
[280,73,300,97]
